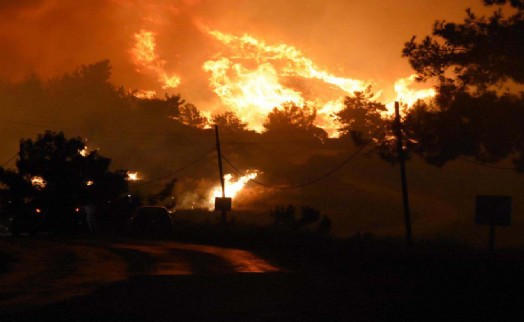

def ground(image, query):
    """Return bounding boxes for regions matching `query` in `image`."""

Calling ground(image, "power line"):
[132,148,216,187]
[221,127,384,190]
[0,117,342,146]
[1,152,18,167]
[221,144,368,190]
[0,116,214,137]
[459,157,517,171]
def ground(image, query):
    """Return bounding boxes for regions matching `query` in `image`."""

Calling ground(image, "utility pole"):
[214,125,227,224]
[394,101,413,246]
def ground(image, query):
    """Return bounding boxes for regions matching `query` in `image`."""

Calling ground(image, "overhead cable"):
[459,157,517,171]
[222,126,385,190]
[1,152,18,167]
[132,148,216,187]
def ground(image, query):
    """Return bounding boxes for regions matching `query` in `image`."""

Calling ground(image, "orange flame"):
[208,171,258,210]
[204,30,369,135]
[130,30,181,92]
[385,74,436,114]
[133,90,157,99]
[129,28,435,135]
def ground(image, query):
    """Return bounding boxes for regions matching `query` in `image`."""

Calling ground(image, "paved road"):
[3,237,522,321]
[1,238,349,321]
[0,237,281,311]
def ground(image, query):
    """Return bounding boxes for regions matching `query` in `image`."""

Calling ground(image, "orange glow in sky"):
[0,0,490,135]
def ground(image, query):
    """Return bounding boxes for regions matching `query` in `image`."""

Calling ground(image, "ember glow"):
[31,176,46,190]
[79,147,89,157]
[133,90,158,99]
[127,172,141,181]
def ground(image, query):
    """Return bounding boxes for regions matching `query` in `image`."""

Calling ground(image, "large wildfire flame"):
[130,30,181,95]
[130,29,435,136]
[203,30,370,136]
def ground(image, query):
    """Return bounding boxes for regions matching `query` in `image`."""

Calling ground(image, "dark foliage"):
[263,102,327,142]
[212,111,249,133]
[335,87,386,142]
[176,103,209,128]
[403,5,524,90]
[0,131,128,234]
[334,88,399,162]
[270,204,331,234]
[401,1,524,170]
[147,178,177,208]
[134,93,185,119]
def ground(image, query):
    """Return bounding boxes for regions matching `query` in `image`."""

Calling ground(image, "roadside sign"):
[214,197,232,212]
[475,195,512,254]
[475,195,512,226]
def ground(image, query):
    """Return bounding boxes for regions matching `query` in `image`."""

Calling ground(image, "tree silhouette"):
[297,206,320,228]
[484,0,524,8]
[134,93,185,119]
[177,103,209,128]
[271,205,296,230]
[403,4,524,91]
[212,111,249,133]
[0,131,128,234]
[270,204,331,233]
[401,1,524,170]
[147,178,177,209]
[263,102,327,141]
[335,87,387,146]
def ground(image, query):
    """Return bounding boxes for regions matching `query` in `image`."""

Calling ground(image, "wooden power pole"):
[394,101,413,246]
[214,125,228,224]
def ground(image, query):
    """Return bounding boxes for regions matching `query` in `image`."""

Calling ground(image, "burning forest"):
[1,0,523,247]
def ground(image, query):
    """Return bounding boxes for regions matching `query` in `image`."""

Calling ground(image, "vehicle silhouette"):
[126,206,174,238]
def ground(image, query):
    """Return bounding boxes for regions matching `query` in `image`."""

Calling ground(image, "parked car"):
[127,206,174,238]
[9,206,46,237]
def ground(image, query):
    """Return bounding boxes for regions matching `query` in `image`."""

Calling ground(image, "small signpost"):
[214,197,232,212]
[475,195,512,253]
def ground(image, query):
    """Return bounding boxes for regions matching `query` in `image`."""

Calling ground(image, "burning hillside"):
[130,28,435,137]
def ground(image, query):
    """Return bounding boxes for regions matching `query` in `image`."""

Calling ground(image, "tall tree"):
[177,103,209,129]
[0,131,128,233]
[335,87,387,146]
[134,93,185,119]
[401,1,524,170]
[263,102,327,142]
[212,111,249,133]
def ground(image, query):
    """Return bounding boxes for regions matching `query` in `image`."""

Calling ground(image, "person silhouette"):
[85,202,97,234]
